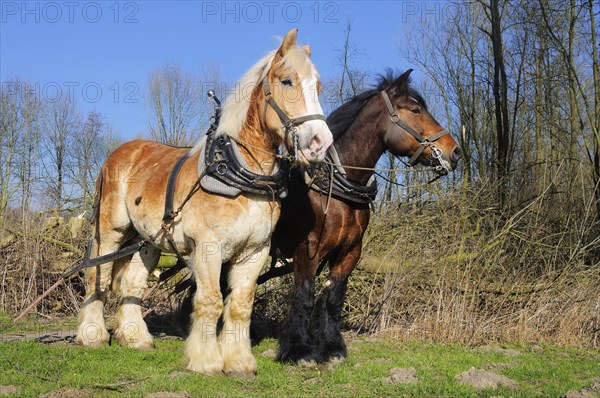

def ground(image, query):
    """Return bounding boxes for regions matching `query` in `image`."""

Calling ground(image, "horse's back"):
[105,140,189,170]
[97,140,193,229]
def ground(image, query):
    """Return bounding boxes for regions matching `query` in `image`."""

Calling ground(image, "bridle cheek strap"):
[263,78,326,158]
[381,90,449,167]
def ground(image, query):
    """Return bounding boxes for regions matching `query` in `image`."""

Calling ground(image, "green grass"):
[0,333,598,397]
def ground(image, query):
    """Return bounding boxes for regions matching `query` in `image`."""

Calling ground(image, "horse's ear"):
[302,45,311,57]
[275,28,298,62]
[390,69,413,94]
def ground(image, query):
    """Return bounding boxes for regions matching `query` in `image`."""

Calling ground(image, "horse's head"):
[379,69,461,175]
[262,29,333,165]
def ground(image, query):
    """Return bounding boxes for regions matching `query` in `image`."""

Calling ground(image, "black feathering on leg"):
[277,278,316,362]
[311,277,348,362]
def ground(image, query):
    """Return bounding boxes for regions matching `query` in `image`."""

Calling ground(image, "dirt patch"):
[146,392,191,398]
[456,368,517,390]
[0,385,20,396]
[39,387,93,398]
[384,367,418,384]
[480,346,521,357]
[483,360,520,372]
[561,389,597,398]
[562,382,600,398]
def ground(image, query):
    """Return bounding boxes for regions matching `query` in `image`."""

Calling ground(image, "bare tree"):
[102,123,124,159]
[0,79,44,220]
[0,80,25,219]
[146,64,202,146]
[42,98,81,212]
[69,111,105,210]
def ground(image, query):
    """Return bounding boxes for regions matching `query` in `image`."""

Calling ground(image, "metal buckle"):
[216,163,228,175]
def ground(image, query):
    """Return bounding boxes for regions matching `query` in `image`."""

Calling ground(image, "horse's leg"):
[75,229,127,347]
[112,244,160,349]
[219,245,269,378]
[184,244,224,375]
[311,244,362,362]
[277,242,319,363]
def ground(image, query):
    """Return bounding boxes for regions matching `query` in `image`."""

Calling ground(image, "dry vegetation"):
[2,162,600,348]
[347,166,600,347]
[0,214,88,318]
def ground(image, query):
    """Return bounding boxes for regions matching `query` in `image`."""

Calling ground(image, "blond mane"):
[190,45,318,155]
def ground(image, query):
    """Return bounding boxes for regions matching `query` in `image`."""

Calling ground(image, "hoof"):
[186,364,224,376]
[277,343,315,363]
[315,342,347,363]
[74,336,109,347]
[122,339,154,350]
[222,354,257,377]
[186,358,224,376]
[114,329,154,350]
[328,356,345,365]
[75,323,110,347]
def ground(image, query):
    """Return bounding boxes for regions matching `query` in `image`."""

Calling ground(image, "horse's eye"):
[281,78,293,87]
[411,107,422,115]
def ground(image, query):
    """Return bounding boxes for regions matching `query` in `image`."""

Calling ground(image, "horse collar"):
[304,145,377,206]
[202,131,289,198]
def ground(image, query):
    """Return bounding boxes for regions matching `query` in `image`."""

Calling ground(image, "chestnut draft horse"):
[74,29,333,377]
[271,69,462,363]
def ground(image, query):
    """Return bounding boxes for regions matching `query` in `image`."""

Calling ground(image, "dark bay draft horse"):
[74,29,333,377]
[271,69,462,363]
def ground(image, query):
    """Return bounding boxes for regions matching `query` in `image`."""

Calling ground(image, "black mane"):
[326,69,427,139]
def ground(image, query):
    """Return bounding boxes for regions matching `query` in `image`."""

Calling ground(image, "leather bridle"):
[263,77,326,162]
[381,90,450,174]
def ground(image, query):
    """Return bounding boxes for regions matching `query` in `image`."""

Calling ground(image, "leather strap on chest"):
[204,132,289,198]
[305,147,377,206]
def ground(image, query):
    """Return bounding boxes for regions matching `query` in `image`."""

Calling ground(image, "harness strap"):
[162,152,191,224]
[159,154,205,266]
[62,240,147,279]
[263,78,326,126]
[304,146,377,206]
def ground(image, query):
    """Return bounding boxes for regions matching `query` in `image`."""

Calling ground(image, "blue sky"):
[0,1,436,138]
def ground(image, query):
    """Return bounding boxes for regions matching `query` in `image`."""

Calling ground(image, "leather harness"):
[304,146,377,206]
[202,132,289,198]
[63,79,327,279]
